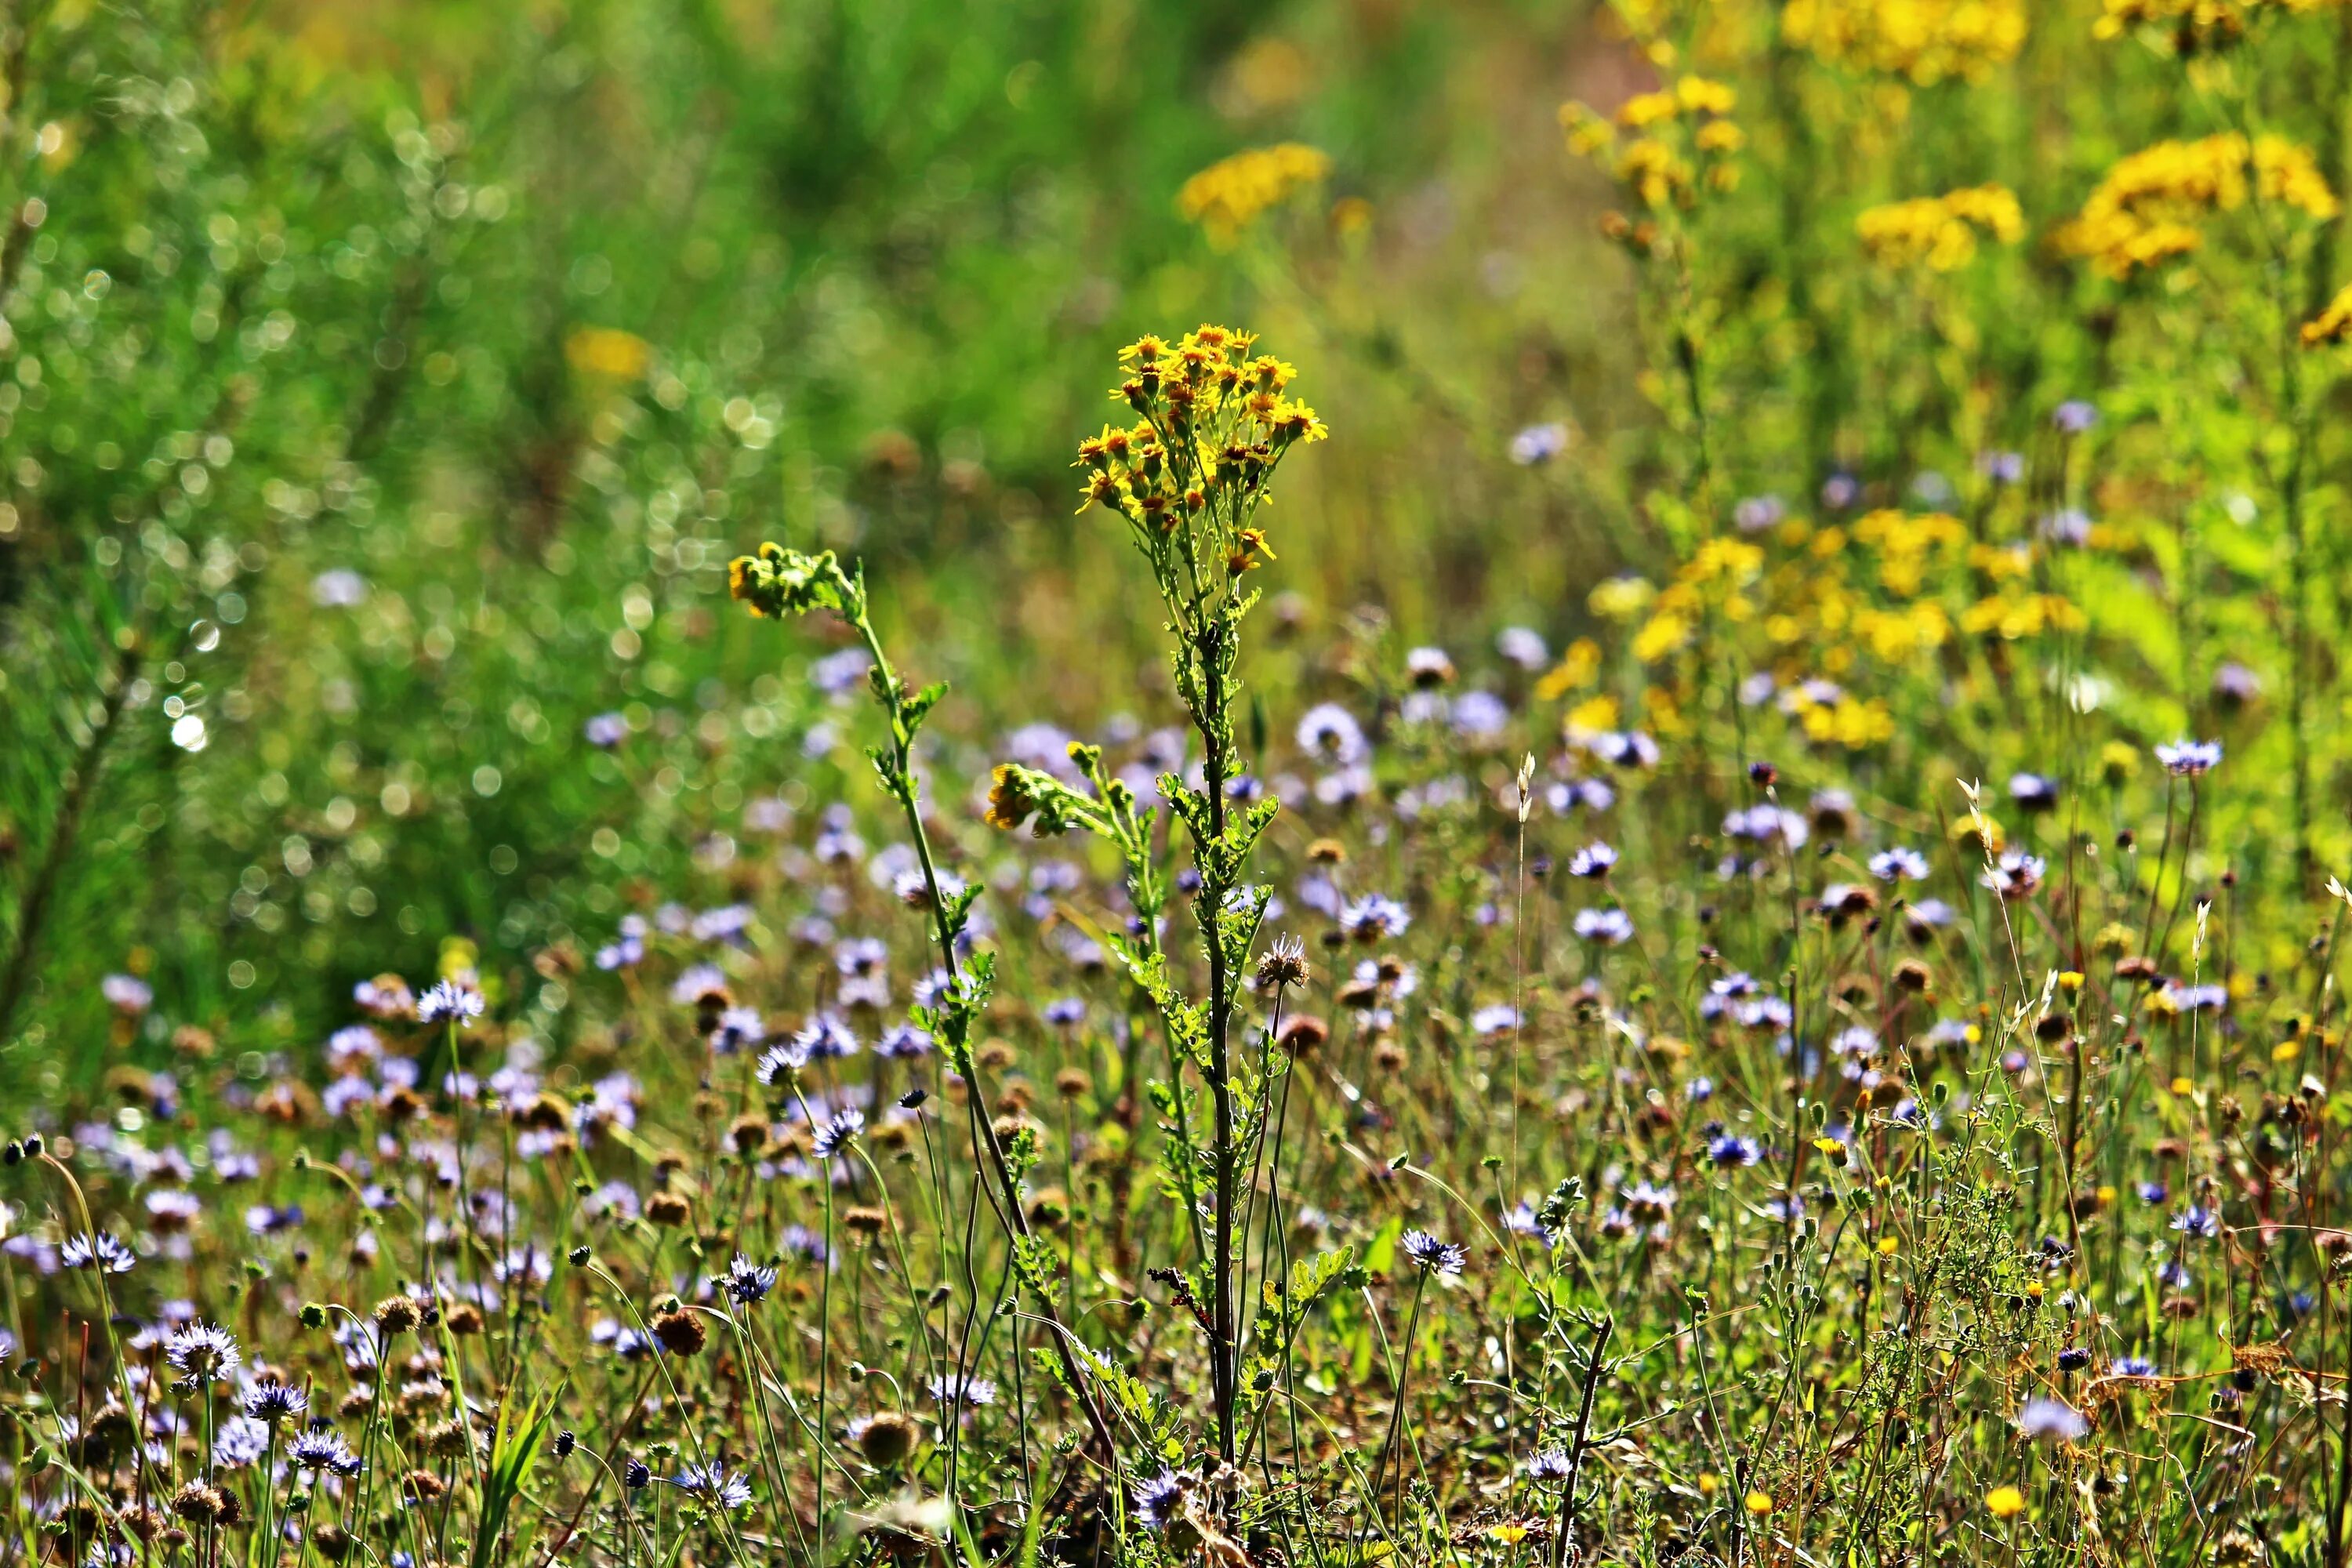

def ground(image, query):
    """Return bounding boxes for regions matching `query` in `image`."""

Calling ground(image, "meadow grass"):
[10,2,2352,1566]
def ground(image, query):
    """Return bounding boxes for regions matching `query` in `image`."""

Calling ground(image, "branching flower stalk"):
[982,324,1327,1469]
[724,542,1120,1481]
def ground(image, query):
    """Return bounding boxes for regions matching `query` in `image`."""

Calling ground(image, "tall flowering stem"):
[988,325,1326,1468]
[723,543,1119,1480]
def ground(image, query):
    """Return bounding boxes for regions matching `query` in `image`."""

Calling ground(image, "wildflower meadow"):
[11,1,2352,1564]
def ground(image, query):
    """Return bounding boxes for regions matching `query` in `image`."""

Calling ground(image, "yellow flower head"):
[2093,0,2346,50]
[1617,90,1679,131]
[1566,78,1737,212]
[1075,326,1324,549]
[1178,143,1332,248]
[2057,134,2338,278]
[1675,75,1737,115]
[1589,575,1657,621]
[2305,282,2352,347]
[1559,101,1616,157]
[1857,186,2024,271]
[1783,0,2029,83]
[1563,693,1621,739]
[1986,1484,2027,1519]
[564,326,652,381]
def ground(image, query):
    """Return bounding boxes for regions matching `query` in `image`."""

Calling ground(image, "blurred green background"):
[0,0,1661,1086]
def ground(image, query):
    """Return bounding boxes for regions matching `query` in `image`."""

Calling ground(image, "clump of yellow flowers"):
[1593,498,2103,753]
[1781,0,2028,85]
[564,325,652,381]
[1560,74,1742,230]
[2056,134,2339,278]
[2304,283,2352,347]
[1073,326,1326,590]
[2096,0,2352,52]
[1177,143,1331,247]
[1856,184,2024,270]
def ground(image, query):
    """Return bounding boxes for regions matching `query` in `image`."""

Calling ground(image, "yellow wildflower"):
[1852,601,1950,660]
[564,326,652,381]
[2096,0,2352,49]
[1800,695,1896,749]
[1178,144,1331,247]
[1783,0,2029,83]
[1567,76,1737,212]
[1695,119,1745,154]
[1564,694,1621,738]
[1534,638,1602,702]
[1632,612,1692,663]
[2304,282,2352,347]
[1617,138,1693,208]
[1853,510,1965,594]
[1675,74,1737,115]
[1616,90,1680,130]
[1951,812,2006,855]
[2056,134,2338,278]
[1559,101,1616,157]
[1962,590,2086,639]
[1589,576,1657,620]
[1986,1484,2027,1519]
[1857,185,2025,270]
[1682,536,1765,586]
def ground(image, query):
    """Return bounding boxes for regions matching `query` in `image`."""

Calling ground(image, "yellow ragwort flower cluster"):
[2304,283,2352,347]
[1625,535,1765,664]
[1561,75,1743,221]
[1781,0,2029,84]
[1609,502,2098,752]
[2056,134,2339,278]
[1073,326,1326,579]
[1850,508,1968,597]
[1960,587,2087,639]
[2095,0,2352,51]
[564,326,652,381]
[1176,143,1332,248]
[1855,185,2025,270]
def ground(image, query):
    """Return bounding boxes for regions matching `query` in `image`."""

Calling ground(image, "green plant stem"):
[837,584,1120,1467]
[1199,622,1242,1469]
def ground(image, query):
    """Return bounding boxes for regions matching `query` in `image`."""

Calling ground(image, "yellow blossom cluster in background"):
[1856,184,2024,270]
[2095,0,2352,49]
[1586,498,2103,754]
[1176,143,1332,247]
[1851,508,1967,594]
[1848,598,1953,661]
[1960,586,2087,638]
[1561,76,1743,215]
[1781,0,2029,84]
[1785,684,1900,746]
[2305,282,2352,346]
[2055,133,2339,278]
[564,325,652,381]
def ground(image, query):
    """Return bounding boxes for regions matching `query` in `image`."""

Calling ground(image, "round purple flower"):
[2154,739,2221,777]
[1399,1229,1467,1276]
